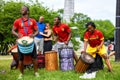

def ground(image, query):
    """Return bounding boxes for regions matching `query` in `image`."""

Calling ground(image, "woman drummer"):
[82,22,112,72]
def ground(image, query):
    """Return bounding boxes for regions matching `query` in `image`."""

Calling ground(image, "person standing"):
[34,16,46,54]
[83,22,112,72]
[39,23,52,54]
[12,5,39,79]
[52,16,78,62]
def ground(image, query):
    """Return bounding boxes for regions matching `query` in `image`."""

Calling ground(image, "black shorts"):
[18,45,37,61]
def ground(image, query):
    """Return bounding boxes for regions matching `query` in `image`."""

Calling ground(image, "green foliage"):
[0,0,58,54]
[94,20,115,41]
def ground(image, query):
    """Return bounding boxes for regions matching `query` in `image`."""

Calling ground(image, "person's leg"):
[108,51,115,58]
[31,45,39,77]
[38,38,44,54]
[98,45,112,72]
[18,48,24,79]
[34,37,39,54]
[101,54,112,72]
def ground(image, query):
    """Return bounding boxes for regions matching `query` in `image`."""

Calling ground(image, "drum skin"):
[45,51,58,71]
[75,53,95,73]
[17,36,34,54]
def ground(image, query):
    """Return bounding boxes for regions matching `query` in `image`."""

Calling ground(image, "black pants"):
[18,45,37,61]
[86,54,104,73]
[43,40,52,54]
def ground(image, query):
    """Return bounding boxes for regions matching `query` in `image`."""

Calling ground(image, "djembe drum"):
[11,47,19,69]
[75,52,95,73]
[58,47,74,71]
[45,51,58,71]
[17,36,34,65]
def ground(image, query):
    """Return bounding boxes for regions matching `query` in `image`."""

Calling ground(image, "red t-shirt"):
[84,29,104,47]
[53,24,71,42]
[13,18,38,36]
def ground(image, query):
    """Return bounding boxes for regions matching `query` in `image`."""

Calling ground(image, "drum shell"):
[45,51,58,71]
[75,53,94,73]
[37,54,45,68]
[58,47,74,71]
[75,58,89,73]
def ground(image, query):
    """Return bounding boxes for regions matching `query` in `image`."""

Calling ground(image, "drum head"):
[80,53,95,64]
[17,36,33,46]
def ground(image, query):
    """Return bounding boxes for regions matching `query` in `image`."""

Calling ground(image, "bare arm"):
[64,32,72,45]
[12,26,21,38]
[39,30,51,37]
[84,40,88,52]
[97,40,104,52]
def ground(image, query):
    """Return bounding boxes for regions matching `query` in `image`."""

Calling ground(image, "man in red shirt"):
[83,22,112,72]
[52,16,78,62]
[12,5,39,79]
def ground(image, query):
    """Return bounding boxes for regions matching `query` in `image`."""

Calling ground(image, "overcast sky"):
[37,0,116,25]
[10,0,116,25]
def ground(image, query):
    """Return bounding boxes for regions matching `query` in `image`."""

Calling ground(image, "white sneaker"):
[79,72,88,79]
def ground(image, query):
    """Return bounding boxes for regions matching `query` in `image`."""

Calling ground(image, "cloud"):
[28,0,116,25]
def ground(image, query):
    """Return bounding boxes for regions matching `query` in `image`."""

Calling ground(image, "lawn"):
[0,55,120,80]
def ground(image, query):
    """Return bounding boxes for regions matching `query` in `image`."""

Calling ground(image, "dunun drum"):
[45,51,58,71]
[75,52,95,73]
[17,36,34,54]
[58,47,74,71]
[37,54,45,68]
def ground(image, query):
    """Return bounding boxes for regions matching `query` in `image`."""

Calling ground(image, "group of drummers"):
[11,5,112,79]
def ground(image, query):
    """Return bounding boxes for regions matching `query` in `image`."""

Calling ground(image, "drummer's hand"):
[96,47,100,52]
[64,41,68,45]
[17,34,23,38]
[81,50,86,54]
[29,34,34,38]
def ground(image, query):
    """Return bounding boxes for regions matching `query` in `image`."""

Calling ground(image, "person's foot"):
[108,69,112,72]
[18,74,23,79]
[35,72,39,77]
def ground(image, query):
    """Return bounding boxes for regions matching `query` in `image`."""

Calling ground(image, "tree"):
[94,20,115,41]
[0,0,58,54]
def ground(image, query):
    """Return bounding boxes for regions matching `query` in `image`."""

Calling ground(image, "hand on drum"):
[17,34,23,38]
[81,50,86,54]
[64,41,68,45]
[29,34,34,38]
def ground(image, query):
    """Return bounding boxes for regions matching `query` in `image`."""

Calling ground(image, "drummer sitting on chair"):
[82,22,112,72]
[12,5,39,79]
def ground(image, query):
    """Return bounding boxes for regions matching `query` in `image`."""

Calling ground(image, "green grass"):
[0,55,120,80]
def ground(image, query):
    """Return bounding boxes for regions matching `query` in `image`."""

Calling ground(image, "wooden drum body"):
[45,51,58,71]
[10,46,32,65]
[75,53,95,73]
